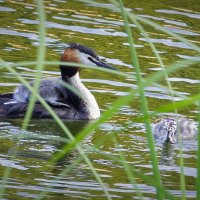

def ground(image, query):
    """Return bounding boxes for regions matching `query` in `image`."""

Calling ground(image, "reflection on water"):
[159,141,176,166]
[155,9,200,19]
[0,0,199,199]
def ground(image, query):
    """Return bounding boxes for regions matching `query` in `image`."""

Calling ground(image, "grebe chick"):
[0,43,116,119]
[153,117,197,143]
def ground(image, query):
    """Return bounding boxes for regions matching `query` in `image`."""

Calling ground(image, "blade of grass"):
[0,0,46,197]
[1,60,113,200]
[126,7,187,198]
[116,0,164,199]
[22,0,46,130]
[197,100,200,199]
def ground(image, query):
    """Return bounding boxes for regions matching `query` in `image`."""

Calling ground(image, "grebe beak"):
[92,59,117,71]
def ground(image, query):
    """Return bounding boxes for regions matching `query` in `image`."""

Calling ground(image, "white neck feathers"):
[68,73,100,119]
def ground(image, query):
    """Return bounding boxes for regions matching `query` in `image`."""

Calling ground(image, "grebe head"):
[163,118,177,143]
[60,43,115,79]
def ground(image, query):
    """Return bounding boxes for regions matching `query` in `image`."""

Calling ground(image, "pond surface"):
[0,0,200,199]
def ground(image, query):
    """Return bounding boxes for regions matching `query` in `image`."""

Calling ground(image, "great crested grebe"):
[153,117,197,143]
[0,43,116,119]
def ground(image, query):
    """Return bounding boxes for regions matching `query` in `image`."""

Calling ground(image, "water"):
[0,0,199,199]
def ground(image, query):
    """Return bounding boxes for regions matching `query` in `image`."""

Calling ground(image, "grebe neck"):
[63,73,100,119]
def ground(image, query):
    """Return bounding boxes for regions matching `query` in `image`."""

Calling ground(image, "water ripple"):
[155,9,200,19]
[0,6,16,12]
[19,19,127,37]
[0,28,58,44]
[139,38,193,49]
[139,14,188,27]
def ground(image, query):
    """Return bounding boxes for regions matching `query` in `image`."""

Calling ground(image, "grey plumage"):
[13,79,69,108]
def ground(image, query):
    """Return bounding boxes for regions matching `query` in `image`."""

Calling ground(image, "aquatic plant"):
[0,0,199,200]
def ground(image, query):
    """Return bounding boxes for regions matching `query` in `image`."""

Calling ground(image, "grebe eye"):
[170,122,176,126]
[88,57,93,61]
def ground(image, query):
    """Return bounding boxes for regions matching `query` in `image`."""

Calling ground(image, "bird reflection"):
[159,141,175,166]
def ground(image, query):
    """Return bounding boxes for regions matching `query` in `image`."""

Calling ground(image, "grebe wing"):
[45,84,71,108]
